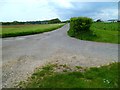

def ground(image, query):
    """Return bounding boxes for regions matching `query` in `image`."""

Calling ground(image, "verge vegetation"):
[1,23,65,38]
[18,62,119,88]
[68,17,119,44]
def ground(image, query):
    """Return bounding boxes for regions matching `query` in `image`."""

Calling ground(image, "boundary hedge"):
[69,17,93,36]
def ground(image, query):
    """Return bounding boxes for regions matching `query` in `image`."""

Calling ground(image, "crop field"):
[1,23,65,38]
[68,22,119,44]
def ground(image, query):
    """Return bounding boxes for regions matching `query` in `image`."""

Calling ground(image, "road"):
[2,24,118,88]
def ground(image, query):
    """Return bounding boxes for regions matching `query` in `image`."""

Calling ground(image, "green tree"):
[48,18,61,24]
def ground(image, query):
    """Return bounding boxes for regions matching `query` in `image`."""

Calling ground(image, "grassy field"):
[1,23,65,38]
[18,62,119,88]
[68,22,119,44]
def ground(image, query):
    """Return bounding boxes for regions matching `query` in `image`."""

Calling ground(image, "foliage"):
[96,19,102,22]
[18,62,119,88]
[62,20,70,23]
[68,22,119,44]
[70,17,93,34]
[48,18,61,24]
[2,18,61,25]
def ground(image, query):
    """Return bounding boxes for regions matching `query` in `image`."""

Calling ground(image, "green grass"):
[1,23,65,38]
[18,62,119,88]
[68,22,119,44]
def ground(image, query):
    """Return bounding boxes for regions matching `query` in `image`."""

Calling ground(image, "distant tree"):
[96,19,102,22]
[12,21,19,24]
[117,20,120,22]
[62,20,70,23]
[48,18,61,24]
[2,22,11,25]
[2,18,61,25]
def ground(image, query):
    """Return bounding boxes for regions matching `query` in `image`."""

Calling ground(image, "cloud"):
[93,8,118,20]
[0,0,59,21]
[0,0,118,21]
[49,0,74,9]
[49,2,118,20]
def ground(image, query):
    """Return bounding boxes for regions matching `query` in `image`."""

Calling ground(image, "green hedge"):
[70,17,93,34]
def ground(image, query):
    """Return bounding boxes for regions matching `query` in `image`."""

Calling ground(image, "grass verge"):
[1,23,65,38]
[68,22,119,44]
[18,62,119,88]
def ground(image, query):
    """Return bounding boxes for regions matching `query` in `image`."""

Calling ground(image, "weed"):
[18,62,119,88]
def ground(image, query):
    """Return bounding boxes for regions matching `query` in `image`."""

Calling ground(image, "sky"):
[0,0,119,22]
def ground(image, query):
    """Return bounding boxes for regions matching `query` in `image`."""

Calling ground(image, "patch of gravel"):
[45,50,117,68]
[2,55,47,88]
[2,49,117,88]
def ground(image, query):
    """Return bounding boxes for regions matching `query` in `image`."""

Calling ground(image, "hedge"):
[69,17,93,34]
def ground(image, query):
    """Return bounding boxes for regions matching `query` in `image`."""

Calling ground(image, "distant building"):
[107,19,120,22]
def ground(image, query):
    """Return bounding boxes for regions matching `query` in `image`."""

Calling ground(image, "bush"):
[69,17,93,34]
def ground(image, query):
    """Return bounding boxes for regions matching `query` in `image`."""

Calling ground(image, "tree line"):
[1,18,63,25]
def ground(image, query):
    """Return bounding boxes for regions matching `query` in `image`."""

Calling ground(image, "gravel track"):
[2,24,118,88]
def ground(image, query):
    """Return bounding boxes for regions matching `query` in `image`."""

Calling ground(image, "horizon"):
[1,18,119,23]
[0,0,119,22]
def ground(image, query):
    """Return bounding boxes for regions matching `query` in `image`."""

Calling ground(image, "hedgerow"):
[69,17,93,36]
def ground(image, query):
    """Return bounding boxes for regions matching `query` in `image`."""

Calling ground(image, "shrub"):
[69,17,93,34]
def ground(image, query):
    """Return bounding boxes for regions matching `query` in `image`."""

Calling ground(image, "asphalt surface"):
[2,24,118,88]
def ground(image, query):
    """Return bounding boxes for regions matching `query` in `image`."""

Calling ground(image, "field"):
[1,23,65,38]
[18,62,119,88]
[68,22,119,44]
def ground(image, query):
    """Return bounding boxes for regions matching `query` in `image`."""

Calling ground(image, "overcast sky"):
[0,0,119,22]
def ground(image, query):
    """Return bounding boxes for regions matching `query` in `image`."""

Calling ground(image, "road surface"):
[2,24,118,88]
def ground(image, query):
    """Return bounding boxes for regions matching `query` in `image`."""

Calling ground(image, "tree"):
[62,20,70,23]
[12,21,19,24]
[48,18,61,24]
[96,19,102,22]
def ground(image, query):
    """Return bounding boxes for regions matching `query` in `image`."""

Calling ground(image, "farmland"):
[1,23,65,38]
[68,22,119,44]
